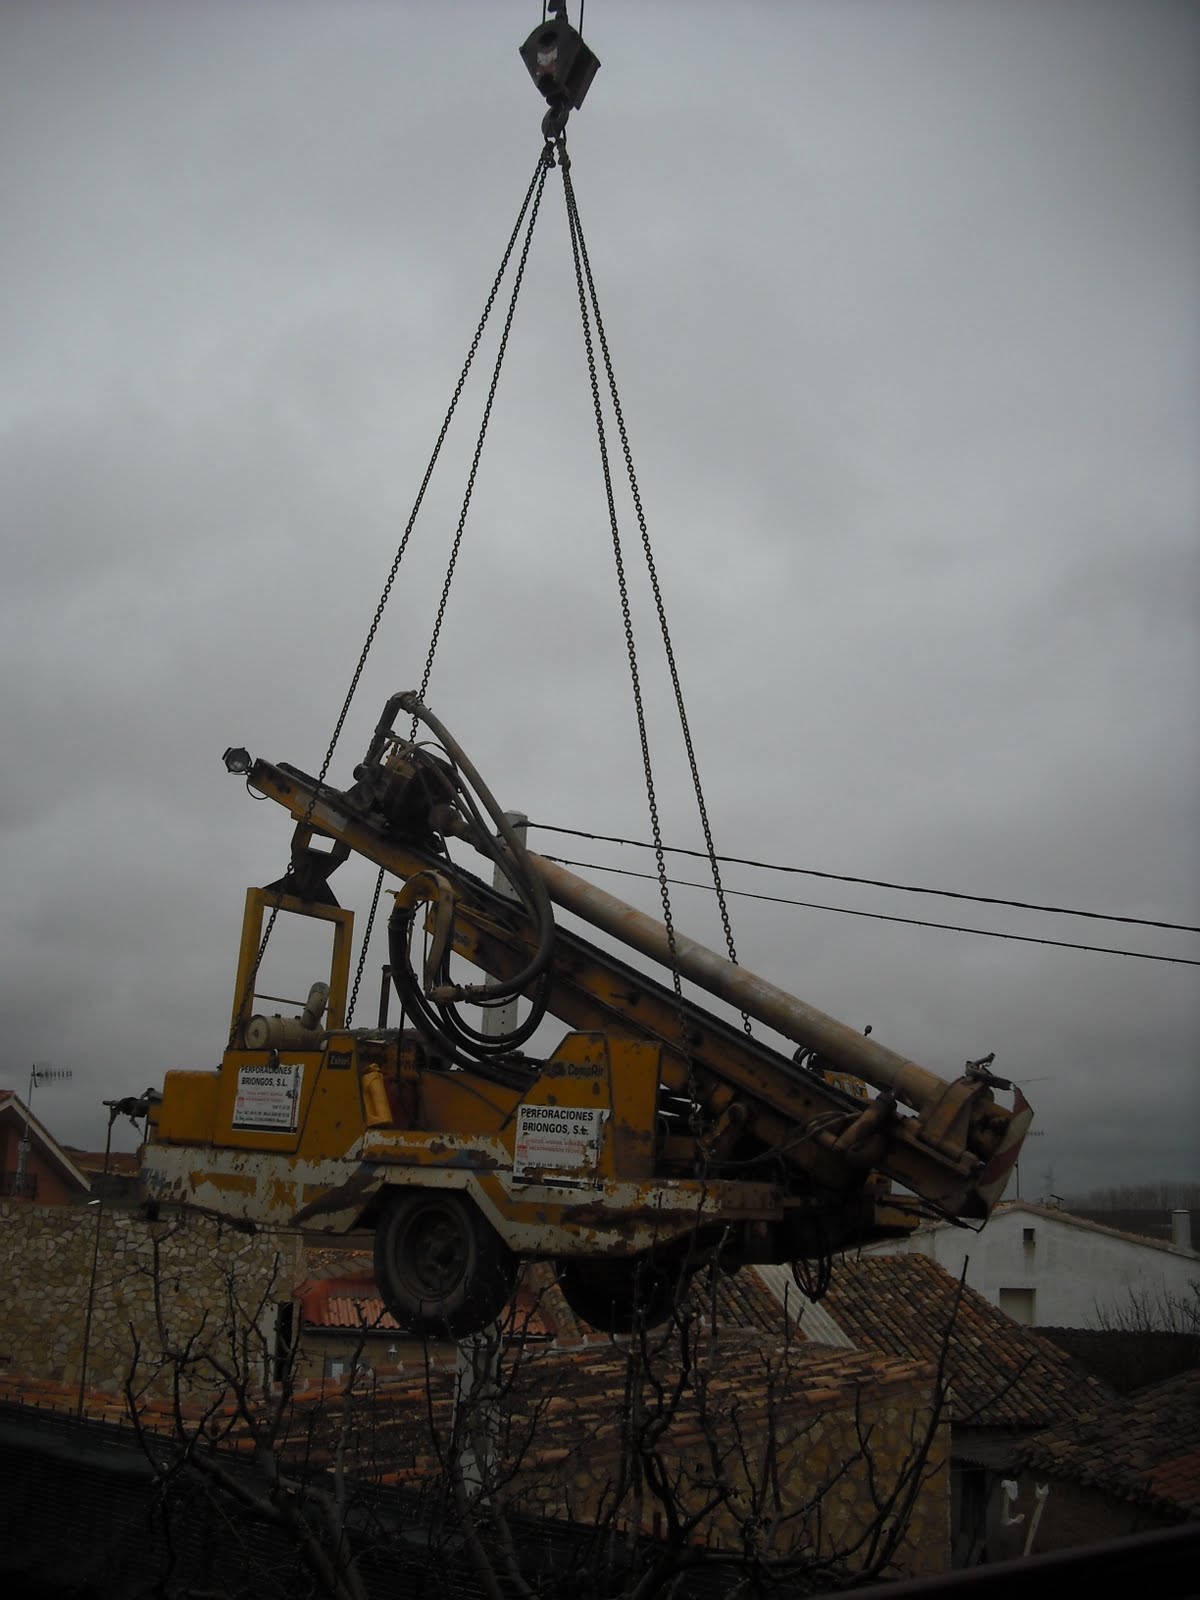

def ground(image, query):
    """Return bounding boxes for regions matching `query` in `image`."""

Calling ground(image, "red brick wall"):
[0,1121,80,1204]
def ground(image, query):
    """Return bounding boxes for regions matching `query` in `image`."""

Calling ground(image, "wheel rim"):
[375,1189,516,1337]
[395,1201,472,1300]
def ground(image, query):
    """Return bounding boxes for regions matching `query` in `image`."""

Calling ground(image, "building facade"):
[862,1200,1199,1328]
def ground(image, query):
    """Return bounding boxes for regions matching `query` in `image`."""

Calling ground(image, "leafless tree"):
[123,1242,375,1600]
[1093,1280,1200,1338]
[117,1251,958,1600]
[397,1261,955,1599]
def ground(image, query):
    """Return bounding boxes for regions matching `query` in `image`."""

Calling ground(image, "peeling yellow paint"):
[195,1171,256,1196]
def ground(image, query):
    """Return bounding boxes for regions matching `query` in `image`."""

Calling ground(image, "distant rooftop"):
[808,1251,1114,1428]
[1017,1365,1200,1519]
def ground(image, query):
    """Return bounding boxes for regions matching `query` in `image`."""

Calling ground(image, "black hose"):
[378,693,557,1061]
[399,693,556,998]
[387,895,552,1064]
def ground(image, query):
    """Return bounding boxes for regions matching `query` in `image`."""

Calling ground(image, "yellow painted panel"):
[607,1039,659,1181]
[155,1071,217,1144]
[417,1070,520,1136]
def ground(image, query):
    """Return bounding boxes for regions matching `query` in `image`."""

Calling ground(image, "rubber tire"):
[556,1256,681,1335]
[374,1189,516,1339]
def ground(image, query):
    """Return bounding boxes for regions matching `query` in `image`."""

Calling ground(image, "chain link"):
[558,153,681,991]
[233,134,744,1058]
[346,150,553,1024]
[559,159,753,1036]
[232,152,551,1041]
[414,155,552,713]
[345,862,386,1029]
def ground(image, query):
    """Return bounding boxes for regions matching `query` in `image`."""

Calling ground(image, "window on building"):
[998,1286,1035,1325]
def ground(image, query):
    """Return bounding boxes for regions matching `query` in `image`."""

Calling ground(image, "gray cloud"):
[1,1,1196,1196]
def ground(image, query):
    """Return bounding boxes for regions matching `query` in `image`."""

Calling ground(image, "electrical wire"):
[537,855,1200,968]
[529,824,1199,936]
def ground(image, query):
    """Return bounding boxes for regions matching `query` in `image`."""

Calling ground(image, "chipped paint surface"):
[144,1139,785,1258]
[362,1129,505,1169]
[267,1176,296,1212]
[191,1170,255,1196]
[145,1147,375,1232]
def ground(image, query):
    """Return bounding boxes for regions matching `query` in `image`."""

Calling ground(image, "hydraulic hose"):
[397,692,556,997]
[382,692,556,1061]
[386,895,552,1064]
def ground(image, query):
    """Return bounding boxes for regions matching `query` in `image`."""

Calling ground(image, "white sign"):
[233,1063,304,1132]
[513,1104,606,1181]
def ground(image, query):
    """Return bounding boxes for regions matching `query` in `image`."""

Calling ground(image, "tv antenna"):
[14,1061,73,1199]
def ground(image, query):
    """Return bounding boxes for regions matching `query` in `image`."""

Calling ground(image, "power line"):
[538,855,1200,968]
[529,824,1199,936]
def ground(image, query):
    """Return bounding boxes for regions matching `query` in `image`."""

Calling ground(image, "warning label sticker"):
[233,1064,304,1132]
[513,1104,606,1181]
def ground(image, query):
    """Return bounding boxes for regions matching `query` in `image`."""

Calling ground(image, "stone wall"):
[505,1351,950,1576]
[0,1199,305,1396]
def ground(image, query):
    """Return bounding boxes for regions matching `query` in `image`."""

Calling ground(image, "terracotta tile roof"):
[805,1252,1112,1428]
[0,1330,935,1485]
[283,1332,938,1487]
[709,1263,800,1335]
[297,1262,559,1341]
[518,1336,928,1430]
[1017,1364,1200,1519]
[297,1274,405,1332]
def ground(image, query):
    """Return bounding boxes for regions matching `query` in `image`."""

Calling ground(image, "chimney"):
[1170,1209,1193,1252]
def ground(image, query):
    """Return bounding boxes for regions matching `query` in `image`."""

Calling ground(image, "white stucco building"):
[862,1200,1199,1328]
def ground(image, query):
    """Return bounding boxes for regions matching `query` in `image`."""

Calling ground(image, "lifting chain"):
[238,51,747,1056]
[346,150,552,1024]
[556,144,753,1038]
[231,151,551,1040]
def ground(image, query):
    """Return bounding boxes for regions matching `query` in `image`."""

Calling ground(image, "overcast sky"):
[2,1,1197,1201]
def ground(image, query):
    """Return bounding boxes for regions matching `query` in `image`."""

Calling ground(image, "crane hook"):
[520,7,600,145]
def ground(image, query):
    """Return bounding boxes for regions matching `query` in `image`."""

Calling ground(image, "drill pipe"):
[527,850,955,1118]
